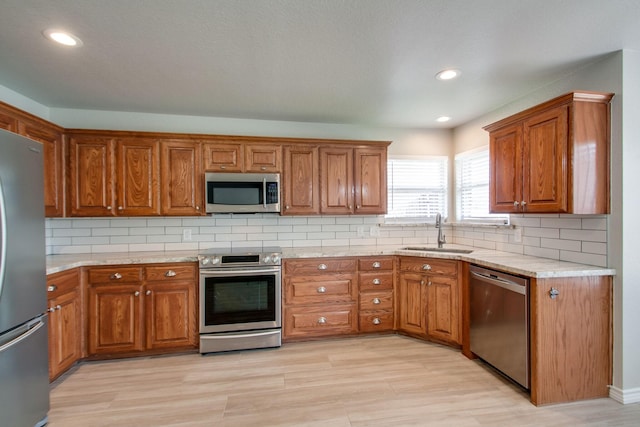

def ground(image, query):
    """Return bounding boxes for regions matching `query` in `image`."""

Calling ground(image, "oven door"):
[199,267,281,334]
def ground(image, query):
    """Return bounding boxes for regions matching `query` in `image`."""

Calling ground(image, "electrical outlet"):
[356,226,365,237]
[514,228,522,243]
[183,229,192,241]
[369,226,380,237]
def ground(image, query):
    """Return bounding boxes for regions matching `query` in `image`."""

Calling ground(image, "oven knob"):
[271,254,281,264]
[211,256,220,265]
[201,257,210,266]
[262,255,272,264]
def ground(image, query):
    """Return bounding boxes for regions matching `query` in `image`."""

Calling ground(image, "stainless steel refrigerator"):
[0,129,49,426]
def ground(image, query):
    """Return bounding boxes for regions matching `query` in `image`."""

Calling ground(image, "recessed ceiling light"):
[43,29,83,47]
[436,116,451,123]
[435,69,460,81]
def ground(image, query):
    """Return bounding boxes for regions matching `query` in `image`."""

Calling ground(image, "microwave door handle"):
[0,175,7,300]
[263,178,267,209]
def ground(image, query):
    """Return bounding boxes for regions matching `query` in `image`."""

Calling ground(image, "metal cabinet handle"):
[318,263,327,270]
[196,206,200,211]
[220,165,226,170]
[513,201,519,208]
[521,201,527,209]
[111,273,122,280]
[106,205,112,210]
[134,291,140,297]
[421,280,425,286]
[317,286,327,293]
[372,278,381,285]
[428,280,432,286]
[422,264,431,271]
[165,270,177,277]
[118,206,123,210]
[372,298,381,304]
[56,305,61,310]
[356,205,361,209]
[47,285,57,292]
[372,317,381,325]
[549,288,559,299]
[146,290,151,296]
[372,261,381,268]
[317,317,327,325]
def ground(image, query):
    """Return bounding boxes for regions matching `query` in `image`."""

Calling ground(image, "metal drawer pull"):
[165,270,177,277]
[372,261,381,268]
[47,285,57,292]
[372,298,381,304]
[372,317,381,325]
[318,263,327,270]
[317,286,327,293]
[372,278,381,285]
[56,305,61,311]
[422,264,432,271]
[146,290,151,296]
[549,288,560,299]
[134,291,140,297]
[111,273,122,280]
[317,317,327,325]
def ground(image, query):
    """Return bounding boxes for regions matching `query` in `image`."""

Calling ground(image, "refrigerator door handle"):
[0,175,7,300]
[0,318,45,354]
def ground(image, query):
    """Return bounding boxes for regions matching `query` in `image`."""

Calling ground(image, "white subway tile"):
[582,217,608,230]
[322,225,350,232]
[147,218,183,227]
[278,217,308,225]
[47,219,71,228]
[232,226,264,233]
[278,232,307,240]
[473,240,496,250]
[541,217,582,229]
[524,246,559,260]
[560,229,607,242]
[308,217,336,225]
[52,245,90,254]
[198,242,231,251]
[73,236,110,245]
[264,240,292,248]
[199,226,232,234]
[509,216,541,227]
[522,236,541,247]
[540,238,581,251]
[165,226,188,235]
[215,218,248,226]
[483,233,509,243]
[560,251,607,267]
[53,228,91,237]
[130,227,165,236]
[216,234,245,242]
[111,236,147,244]
[128,243,166,252]
[495,242,524,254]
[49,237,72,246]
[582,241,608,255]
[336,217,365,225]
[248,217,280,226]
[113,218,148,227]
[307,232,336,240]
[91,244,129,253]
[292,240,322,247]
[321,239,350,246]
[165,242,199,251]
[72,219,111,228]
[523,227,559,238]
[350,238,378,246]
[146,235,181,243]
[193,234,216,242]
[92,228,129,236]
[182,218,214,227]
[247,233,278,241]
[293,225,322,233]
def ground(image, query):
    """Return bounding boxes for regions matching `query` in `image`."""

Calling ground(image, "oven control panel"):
[198,247,281,269]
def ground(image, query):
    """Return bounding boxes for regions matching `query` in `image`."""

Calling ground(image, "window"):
[386,156,448,221]
[455,147,508,223]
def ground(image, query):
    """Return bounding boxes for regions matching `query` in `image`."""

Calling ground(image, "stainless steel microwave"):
[205,172,280,214]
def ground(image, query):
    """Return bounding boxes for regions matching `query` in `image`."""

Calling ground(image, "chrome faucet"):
[435,213,446,248]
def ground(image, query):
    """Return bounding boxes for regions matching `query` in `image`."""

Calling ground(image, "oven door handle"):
[200,267,281,276]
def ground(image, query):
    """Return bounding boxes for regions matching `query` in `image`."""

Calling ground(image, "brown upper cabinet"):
[68,132,160,216]
[160,140,203,215]
[484,91,613,214]
[203,141,281,172]
[281,144,320,215]
[320,145,387,215]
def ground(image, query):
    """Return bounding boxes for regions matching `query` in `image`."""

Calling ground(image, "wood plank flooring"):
[48,335,640,426]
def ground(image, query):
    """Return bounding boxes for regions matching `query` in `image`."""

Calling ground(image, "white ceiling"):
[0,0,639,128]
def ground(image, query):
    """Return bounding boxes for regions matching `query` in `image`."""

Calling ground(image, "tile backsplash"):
[45,213,608,267]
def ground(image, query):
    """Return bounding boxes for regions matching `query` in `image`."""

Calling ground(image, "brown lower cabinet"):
[47,269,82,381]
[396,257,460,345]
[86,263,198,357]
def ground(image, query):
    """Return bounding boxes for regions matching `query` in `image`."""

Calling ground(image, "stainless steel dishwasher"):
[469,265,529,389]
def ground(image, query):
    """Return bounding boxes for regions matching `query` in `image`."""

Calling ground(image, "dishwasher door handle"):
[470,271,526,295]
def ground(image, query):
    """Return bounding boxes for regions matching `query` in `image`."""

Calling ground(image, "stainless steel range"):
[198,247,282,354]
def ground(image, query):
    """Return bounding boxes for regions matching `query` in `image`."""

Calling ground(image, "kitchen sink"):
[401,247,473,254]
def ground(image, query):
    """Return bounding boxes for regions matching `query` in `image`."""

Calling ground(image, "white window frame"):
[385,155,448,223]
[455,146,509,225]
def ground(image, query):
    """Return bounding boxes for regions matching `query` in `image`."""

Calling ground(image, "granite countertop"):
[46,244,615,279]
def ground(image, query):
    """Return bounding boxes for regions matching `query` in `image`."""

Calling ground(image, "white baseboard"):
[609,386,640,404]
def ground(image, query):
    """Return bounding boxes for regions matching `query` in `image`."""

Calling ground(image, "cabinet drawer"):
[285,274,356,305]
[359,312,394,332]
[359,291,393,311]
[358,257,394,271]
[145,264,196,282]
[399,257,458,276]
[359,271,393,291]
[88,266,143,284]
[284,304,357,339]
[47,268,79,298]
[284,258,357,275]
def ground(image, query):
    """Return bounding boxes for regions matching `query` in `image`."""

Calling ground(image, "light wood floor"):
[48,335,639,426]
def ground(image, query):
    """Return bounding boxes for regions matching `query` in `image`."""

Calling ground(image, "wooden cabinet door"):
[160,140,203,215]
[245,143,281,172]
[354,147,387,214]
[282,145,319,215]
[203,142,243,172]
[19,121,65,217]
[397,272,427,336]
[531,276,611,405]
[48,288,81,380]
[68,135,116,216]
[116,138,160,216]
[489,123,522,213]
[522,105,568,212]
[426,275,460,344]
[320,146,354,214]
[87,284,144,355]
[144,281,197,350]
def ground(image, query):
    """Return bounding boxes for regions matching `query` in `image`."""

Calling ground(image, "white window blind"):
[386,157,448,220]
[455,148,508,223]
